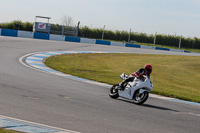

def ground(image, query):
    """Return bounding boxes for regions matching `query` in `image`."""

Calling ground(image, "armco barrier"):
[183,50,191,53]
[65,36,80,42]
[1,28,18,37]
[125,43,141,48]
[18,31,34,38]
[50,34,65,41]
[140,45,154,49]
[34,32,49,40]
[155,47,170,51]
[0,28,197,54]
[169,49,184,52]
[96,40,110,45]
[80,38,96,44]
[111,41,124,47]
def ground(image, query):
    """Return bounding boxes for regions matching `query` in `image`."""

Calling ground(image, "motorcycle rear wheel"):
[109,84,119,99]
[133,90,149,105]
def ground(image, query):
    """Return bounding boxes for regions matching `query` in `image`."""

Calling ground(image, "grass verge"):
[0,128,22,133]
[45,53,200,103]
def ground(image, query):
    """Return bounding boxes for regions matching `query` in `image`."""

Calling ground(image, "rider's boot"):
[119,82,125,91]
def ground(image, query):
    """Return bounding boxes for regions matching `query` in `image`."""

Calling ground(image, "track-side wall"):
[0,28,193,53]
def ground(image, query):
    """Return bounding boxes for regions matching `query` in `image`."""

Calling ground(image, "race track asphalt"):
[0,36,200,133]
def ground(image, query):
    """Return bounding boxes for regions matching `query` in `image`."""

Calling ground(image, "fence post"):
[76,21,80,37]
[102,25,105,39]
[179,36,182,50]
[154,32,157,47]
[128,28,131,43]
[62,25,64,35]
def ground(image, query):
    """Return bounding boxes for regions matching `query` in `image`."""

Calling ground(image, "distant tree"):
[60,15,74,27]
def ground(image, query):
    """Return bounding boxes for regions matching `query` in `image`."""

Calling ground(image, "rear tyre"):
[109,84,119,99]
[133,90,149,105]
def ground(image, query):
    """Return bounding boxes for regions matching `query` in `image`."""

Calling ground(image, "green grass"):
[0,128,22,133]
[45,53,200,103]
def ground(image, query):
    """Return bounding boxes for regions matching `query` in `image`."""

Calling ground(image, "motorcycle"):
[109,73,153,105]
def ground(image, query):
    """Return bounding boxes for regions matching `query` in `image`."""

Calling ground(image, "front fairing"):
[118,77,153,100]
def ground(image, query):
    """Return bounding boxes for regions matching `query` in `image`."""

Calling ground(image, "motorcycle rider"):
[120,64,152,90]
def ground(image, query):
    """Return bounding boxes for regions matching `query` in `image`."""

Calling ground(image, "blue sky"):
[0,0,200,38]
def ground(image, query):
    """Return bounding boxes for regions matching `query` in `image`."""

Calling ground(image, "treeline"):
[0,21,200,49]
[0,20,33,31]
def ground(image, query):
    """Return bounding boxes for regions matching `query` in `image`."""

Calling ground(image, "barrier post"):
[154,32,157,47]
[102,25,105,39]
[179,36,182,50]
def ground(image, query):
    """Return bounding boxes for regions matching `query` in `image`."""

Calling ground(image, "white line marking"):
[34,54,51,57]
[26,61,44,64]
[27,56,44,60]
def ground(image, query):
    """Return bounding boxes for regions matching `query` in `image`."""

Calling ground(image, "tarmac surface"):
[0,36,200,133]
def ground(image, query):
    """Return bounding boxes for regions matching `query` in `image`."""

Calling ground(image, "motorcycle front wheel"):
[109,84,119,99]
[133,90,149,105]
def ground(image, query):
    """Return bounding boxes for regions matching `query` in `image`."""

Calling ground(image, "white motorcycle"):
[109,73,153,105]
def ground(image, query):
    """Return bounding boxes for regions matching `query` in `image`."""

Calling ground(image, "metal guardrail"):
[50,24,76,36]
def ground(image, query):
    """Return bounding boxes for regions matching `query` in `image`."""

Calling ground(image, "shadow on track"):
[141,104,179,112]
[116,98,179,112]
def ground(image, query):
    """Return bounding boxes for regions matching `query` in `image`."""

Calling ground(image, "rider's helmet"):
[144,64,152,74]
